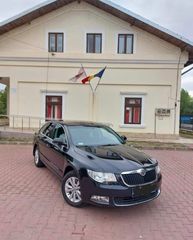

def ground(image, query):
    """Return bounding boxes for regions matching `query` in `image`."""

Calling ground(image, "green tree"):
[180,88,193,115]
[0,87,7,115]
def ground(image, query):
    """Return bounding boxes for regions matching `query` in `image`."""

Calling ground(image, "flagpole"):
[90,81,95,121]
[91,66,107,121]
[92,91,95,121]
[81,66,106,121]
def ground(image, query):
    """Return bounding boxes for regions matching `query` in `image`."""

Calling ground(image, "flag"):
[82,67,106,84]
[81,75,95,84]
[69,66,87,82]
[94,67,106,79]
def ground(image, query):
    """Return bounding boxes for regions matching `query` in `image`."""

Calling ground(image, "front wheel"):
[34,148,45,168]
[62,171,85,207]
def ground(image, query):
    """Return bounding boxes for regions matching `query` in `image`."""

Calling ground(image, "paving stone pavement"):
[0,145,193,240]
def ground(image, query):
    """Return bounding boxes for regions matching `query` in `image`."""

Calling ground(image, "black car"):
[33,121,162,207]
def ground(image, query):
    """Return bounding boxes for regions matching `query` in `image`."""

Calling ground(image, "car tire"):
[62,171,86,208]
[34,147,45,168]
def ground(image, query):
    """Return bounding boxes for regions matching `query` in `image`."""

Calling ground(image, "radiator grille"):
[121,169,156,186]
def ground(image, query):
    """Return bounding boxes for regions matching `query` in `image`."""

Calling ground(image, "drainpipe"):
[154,111,157,138]
[174,49,183,135]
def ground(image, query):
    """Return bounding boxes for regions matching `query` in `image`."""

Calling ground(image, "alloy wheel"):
[65,177,82,203]
[34,149,39,165]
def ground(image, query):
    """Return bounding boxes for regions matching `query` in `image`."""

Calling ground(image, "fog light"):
[90,195,109,205]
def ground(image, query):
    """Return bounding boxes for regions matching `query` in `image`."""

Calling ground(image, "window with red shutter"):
[124,98,142,124]
[45,96,62,120]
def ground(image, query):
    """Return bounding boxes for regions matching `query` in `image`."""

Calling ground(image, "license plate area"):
[133,184,157,197]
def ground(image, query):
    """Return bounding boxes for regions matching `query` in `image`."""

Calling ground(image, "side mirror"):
[53,138,68,150]
[121,135,127,144]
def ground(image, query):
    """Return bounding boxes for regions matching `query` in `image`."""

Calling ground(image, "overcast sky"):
[0,0,192,96]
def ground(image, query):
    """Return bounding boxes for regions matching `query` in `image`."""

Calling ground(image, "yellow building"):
[0,0,193,138]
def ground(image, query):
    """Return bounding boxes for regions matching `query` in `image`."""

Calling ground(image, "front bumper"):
[81,175,162,207]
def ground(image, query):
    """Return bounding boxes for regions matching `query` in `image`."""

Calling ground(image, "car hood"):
[74,144,156,173]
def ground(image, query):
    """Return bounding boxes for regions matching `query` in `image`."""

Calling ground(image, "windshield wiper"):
[102,144,118,146]
[76,145,94,148]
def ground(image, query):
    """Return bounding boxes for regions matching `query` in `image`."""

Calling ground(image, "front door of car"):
[50,124,69,177]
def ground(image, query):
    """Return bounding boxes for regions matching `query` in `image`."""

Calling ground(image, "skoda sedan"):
[33,121,162,207]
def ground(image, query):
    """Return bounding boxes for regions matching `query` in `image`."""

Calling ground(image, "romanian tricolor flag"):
[82,67,106,84]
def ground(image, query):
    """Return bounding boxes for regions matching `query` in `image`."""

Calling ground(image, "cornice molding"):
[0,56,185,66]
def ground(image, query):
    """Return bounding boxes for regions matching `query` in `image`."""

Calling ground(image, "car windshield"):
[68,126,123,147]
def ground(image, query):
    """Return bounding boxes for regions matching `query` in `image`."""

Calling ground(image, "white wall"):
[0,1,188,135]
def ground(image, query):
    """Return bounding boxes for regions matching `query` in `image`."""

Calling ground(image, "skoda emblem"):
[139,169,146,176]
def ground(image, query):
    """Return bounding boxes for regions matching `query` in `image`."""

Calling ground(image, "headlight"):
[87,170,117,183]
[155,165,161,175]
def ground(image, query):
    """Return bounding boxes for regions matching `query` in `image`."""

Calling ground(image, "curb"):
[134,146,193,151]
[0,141,33,145]
[0,141,192,151]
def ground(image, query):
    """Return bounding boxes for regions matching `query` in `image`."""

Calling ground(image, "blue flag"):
[94,67,106,79]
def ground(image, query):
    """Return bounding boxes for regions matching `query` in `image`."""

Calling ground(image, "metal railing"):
[0,114,113,133]
[0,114,63,132]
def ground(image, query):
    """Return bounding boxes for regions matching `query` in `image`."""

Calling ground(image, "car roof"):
[47,120,110,127]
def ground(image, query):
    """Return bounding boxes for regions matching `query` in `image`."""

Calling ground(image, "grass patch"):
[127,141,190,150]
[180,130,193,139]
[180,133,193,139]
[0,137,32,143]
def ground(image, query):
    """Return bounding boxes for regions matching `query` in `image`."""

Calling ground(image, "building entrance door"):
[46,96,62,120]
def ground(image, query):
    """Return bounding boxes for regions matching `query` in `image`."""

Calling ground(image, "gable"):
[0,1,187,63]
[0,0,192,65]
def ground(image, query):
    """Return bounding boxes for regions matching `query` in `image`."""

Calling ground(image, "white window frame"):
[120,92,146,128]
[115,31,136,54]
[45,30,66,53]
[41,91,67,120]
[84,30,105,54]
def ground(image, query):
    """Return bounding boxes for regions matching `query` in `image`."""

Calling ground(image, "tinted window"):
[44,123,56,139]
[68,126,122,146]
[39,123,50,134]
[53,125,67,144]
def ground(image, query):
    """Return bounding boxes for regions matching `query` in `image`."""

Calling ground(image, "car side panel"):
[38,134,57,171]
[49,143,68,177]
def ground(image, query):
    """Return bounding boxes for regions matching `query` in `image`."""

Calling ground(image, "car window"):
[53,125,67,144]
[44,123,56,139]
[39,122,50,134]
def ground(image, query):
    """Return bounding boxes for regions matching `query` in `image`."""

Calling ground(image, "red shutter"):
[125,108,130,124]
[45,96,62,120]
[46,97,52,120]
[124,98,141,124]
[133,107,140,124]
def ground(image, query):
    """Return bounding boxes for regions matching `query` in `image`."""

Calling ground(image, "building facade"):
[0,0,193,137]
